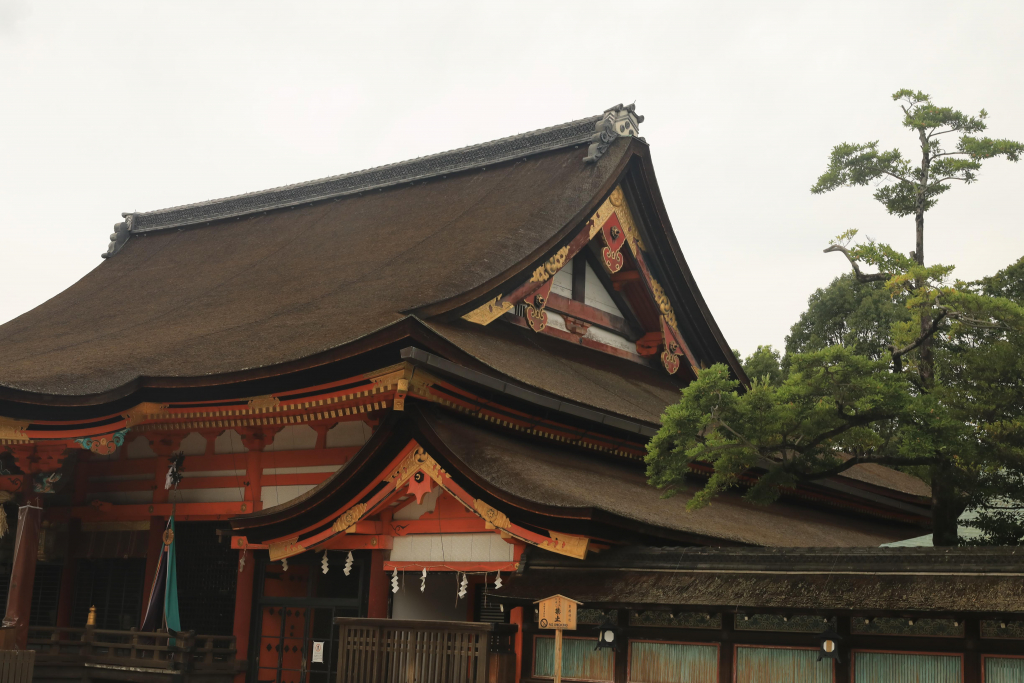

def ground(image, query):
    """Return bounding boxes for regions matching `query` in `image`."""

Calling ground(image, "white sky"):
[1,1,1021,359]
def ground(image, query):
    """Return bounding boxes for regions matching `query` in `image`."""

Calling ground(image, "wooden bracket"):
[526,280,554,333]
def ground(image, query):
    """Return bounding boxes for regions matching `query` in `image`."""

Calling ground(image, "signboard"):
[537,594,579,630]
[311,641,324,664]
[535,595,582,683]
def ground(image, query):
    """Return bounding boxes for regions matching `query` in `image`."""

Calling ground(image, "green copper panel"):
[854,651,961,682]
[735,646,833,683]
[629,641,718,682]
[985,656,1024,683]
[534,636,614,681]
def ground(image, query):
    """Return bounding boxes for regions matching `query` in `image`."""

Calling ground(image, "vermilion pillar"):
[2,503,42,648]
[232,549,255,683]
[367,550,388,618]
[55,518,80,627]
[510,606,524,683]
[140,516,165,628]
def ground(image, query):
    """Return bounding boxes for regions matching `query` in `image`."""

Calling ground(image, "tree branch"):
[823,244,891,283]
[792,454,939,483]
[890,310,949,365]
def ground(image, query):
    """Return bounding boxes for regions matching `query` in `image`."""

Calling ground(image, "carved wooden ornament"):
[600,213,627,273]
[332,503,367,534]
[268,537,306,561]
[525,279,554,333]
[387,447,446,490]
[474,499,511,530]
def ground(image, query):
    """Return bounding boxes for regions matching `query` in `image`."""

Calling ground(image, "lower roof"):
[420,408,920,547]
[496,546,1024,614]
[427,319,681,425]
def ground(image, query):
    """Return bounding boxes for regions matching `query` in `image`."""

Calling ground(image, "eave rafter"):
[232,440,591,564]
[460,184,699,378]
[0,359,647,468]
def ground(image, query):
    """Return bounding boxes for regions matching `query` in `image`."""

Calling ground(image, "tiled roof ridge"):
[101,104,644,257]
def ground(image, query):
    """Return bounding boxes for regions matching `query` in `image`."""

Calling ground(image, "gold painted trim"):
[462,295,514,326]
[268,536,306,561]
[474,499,511,530]
[0,417,29,442]
[529,246,570,284]
[332,503,367,534]
[544,532,589,560]
[587,185,645,254]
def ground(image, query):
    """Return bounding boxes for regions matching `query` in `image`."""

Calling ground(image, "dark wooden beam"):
[545,293,632,337]
[719,612,735,683]
[572,253,587,303]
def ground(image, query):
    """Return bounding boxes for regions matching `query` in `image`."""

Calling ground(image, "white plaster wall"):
[393,488,442,520]
[551,259,573,299]
[584,261,624,317]
[261,484,317,507]
[87,490,153,504]
[265,425,317,451]
[325,421,372,448]
[125,435,157,459]
[215,429,247,454]
[390,534,513,563]
[179,432,207,456]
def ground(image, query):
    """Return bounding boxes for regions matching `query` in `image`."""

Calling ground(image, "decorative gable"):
[461,185,697,378]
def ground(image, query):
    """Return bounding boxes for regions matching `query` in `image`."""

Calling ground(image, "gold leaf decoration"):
[529,246,570,283]
[387,446,446,490]
[462,295,514,326]
[544,532,589,560]
[0,417,29,442]
[268,537,306,561]
[331,503,367,534]
[248,395,281,412]
[474,499,511,530]
[587,186,645,254]
[122,402,168,428]
[650,279,678,330]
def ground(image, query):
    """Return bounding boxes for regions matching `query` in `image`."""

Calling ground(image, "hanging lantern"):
[594,617,619,651]
[817,622,842,662]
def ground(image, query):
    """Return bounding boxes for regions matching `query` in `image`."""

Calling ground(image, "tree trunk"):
[915,127,934,389]
[931,460,965,546]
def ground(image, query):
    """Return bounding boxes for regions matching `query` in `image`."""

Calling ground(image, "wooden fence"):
[334,618,517,683]
[26,626,243,683]
[0,650,35,683]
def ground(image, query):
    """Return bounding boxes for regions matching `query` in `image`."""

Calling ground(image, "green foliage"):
[741,345,783,387]
[646,348,916,510]
[785,273,911,360]
[811,89,1022,218]
[648,90,1024,546]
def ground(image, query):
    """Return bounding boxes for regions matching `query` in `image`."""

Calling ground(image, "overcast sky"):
[1,1,1021,360]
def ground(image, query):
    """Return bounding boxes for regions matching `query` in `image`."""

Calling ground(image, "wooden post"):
[55,518,79,627]
[835,616,851,683]
[232,548,255,683]
[964,617,981,683]
[367,550,389,618]
[140,516,165,628]
[718,612,735,683]
[510,607,524,683]
[553,629,562,683]
[2,502,42,650]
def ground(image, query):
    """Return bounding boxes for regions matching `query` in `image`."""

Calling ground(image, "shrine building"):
[0,105,1021,683]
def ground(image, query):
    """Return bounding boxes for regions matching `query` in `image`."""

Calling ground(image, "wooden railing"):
[334,618,517,683]
[26,626,244,681]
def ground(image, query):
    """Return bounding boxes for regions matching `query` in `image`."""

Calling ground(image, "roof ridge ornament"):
[584,104,644,164]
[101,213,133,259]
